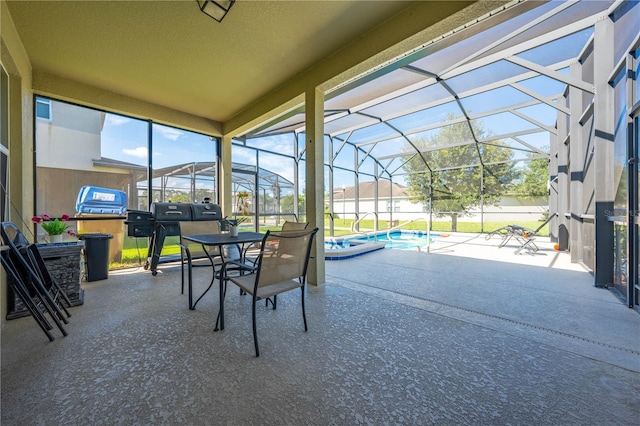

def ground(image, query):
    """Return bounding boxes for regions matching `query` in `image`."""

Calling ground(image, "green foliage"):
[403,116,520,217]
[514,155,549,198]
[151,189,215,204]
[41,219,70,235]
[32,214,72,235]
[280,194,305,214]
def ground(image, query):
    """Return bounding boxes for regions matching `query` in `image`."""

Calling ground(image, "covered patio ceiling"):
[244,0,616,176]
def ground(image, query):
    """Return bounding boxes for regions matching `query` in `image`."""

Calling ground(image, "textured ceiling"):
[5,0,417,123]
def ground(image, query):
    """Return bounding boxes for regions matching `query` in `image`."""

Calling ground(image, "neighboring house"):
[35,100,148,259]
[35,98,141,216]
[331,181,547,223]
[331,181,424,222]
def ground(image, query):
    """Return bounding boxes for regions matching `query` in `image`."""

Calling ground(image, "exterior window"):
[35,98,51,120]
[34,96,220,267]
[386,200,401,212]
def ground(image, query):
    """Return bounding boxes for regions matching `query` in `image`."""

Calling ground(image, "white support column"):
[555,88,570,251]
[593,17,615,287]
[305,88,325,286]
[569,62,584,264]
[220,136,233,219]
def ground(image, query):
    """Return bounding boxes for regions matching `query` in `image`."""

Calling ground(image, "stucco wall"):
[1,0,34,329]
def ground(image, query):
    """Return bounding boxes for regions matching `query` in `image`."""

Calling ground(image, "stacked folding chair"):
[1,222,72,341]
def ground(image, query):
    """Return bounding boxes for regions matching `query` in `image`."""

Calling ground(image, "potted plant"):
[222,216,249,237]
[32,213,75,243]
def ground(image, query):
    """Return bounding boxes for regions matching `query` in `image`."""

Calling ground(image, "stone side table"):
[6,242,84,320]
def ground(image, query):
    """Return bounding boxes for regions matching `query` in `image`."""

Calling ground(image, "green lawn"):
[114,219,549,268]
[327,219,549,237]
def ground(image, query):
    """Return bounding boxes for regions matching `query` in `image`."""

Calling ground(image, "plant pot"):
[229,226,239,237]
[49,234,63,243]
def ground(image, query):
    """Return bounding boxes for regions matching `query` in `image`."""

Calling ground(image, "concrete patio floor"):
[1,233,639,425]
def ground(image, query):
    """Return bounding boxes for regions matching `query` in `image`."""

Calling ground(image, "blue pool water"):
[326,230,437,251]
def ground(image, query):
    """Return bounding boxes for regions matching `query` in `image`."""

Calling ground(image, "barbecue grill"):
[75,186,128,262]
[126,202,222,275]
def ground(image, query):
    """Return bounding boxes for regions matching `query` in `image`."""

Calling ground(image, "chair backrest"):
[0,249,57,341]
[255,228,318,287]
[1,222,31,250]
[26,244,56,290]
[1,222,47,295]
[179,220,221,258]
[281,221,309,231]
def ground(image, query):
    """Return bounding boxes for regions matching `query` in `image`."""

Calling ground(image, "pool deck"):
[2,231,639,424]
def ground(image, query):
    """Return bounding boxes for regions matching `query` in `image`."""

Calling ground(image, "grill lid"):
[151,202,192,221]
[191,203,222,221]
[75,186,127,215]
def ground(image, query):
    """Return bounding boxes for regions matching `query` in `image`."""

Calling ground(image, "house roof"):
[334,180,408,200]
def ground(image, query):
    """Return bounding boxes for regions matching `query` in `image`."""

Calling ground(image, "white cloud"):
[122,146,148,158]
[105,115,130,126]
[156,126,183,141]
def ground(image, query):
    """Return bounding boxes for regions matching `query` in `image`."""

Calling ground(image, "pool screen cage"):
[233,1,635,265]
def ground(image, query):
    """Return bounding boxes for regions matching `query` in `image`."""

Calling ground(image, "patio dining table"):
[182,231,264,310]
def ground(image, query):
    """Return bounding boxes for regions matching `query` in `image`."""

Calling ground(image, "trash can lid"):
[77,233,113,240]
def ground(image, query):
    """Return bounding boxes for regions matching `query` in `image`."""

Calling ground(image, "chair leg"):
[252,295,259,357]
[181,250,185,295]
[37,290,68,337]
[30,273,69,327]
[186,249,195,310]
[264,295,277,310]
[301,285,308,332]
[214,277,228,331]
[51,296,71,323]
[51,290,72,319]
[2,258,56,341]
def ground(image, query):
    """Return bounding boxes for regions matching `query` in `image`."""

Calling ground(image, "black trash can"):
[79,233,113,281]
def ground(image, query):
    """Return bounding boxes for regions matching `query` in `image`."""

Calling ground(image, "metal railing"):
[386,217,432,253]
[350,212,378,241]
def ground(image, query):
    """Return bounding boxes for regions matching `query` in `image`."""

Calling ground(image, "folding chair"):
[485,213,557,254]
[1,251,58,341]
[1,222,69,339]
[26,243,73,318]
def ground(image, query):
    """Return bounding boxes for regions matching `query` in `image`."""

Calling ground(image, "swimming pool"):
[325,230,437,257]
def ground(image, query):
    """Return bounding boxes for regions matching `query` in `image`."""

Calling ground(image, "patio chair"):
[485,213,557,254]
[26,243,73,318]
[1,250,57,341]
[241,220,309,268]
[282,220,309,231]
[1,222,69,338]
[179,220,254,310]
[241,220,311,304]
[178,220,223,309]
[218,227,318,357]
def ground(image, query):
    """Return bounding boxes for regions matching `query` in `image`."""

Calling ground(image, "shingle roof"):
[333,181,408,200]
